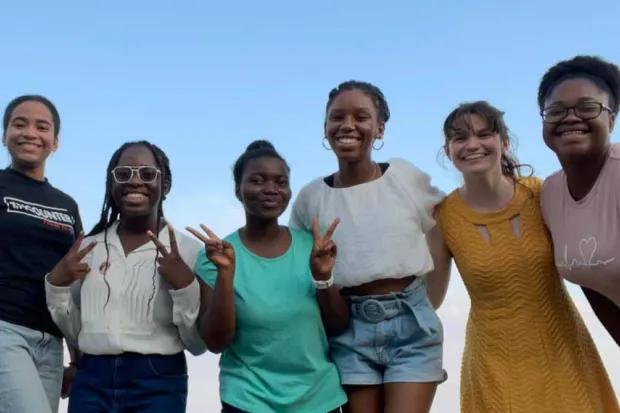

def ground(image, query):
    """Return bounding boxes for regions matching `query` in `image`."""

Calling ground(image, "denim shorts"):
[330,276,446,385]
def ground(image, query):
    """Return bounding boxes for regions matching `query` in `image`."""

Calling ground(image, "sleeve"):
[193,250,218,288]
[288,185,312,231]
[399,160,446,234]
[170,234,207,356]
[44,237,94,346]
[72,199,83,236]
[539,177,551,226]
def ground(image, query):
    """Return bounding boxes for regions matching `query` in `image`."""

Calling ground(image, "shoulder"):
[289,227,313,248]
[541,169,564,194]
[609,143,620,162]
[519,176,543,193]
[435,189,459,217]
[296,177,326,200]
[46,184,80,210]
[174,229,203,260]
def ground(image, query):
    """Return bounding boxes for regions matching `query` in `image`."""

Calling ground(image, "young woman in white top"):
[289,81,445,413]
[45,140,206,413]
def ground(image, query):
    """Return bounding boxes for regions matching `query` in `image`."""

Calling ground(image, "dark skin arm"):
[582,287,620,346]
[187,224,237,354]
[316,285,350,337]
[199,268,236,353]
[310,217,350,337]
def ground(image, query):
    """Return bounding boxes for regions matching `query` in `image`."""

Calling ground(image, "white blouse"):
[45,222,207,356]
[289,158,445,288]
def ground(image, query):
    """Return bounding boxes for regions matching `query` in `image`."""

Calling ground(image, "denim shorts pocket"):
[146,354,188,378]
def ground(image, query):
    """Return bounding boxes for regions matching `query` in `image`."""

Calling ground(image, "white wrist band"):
[312,271,334,290]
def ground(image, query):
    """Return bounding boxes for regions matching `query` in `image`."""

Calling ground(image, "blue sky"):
[3,1,620,411]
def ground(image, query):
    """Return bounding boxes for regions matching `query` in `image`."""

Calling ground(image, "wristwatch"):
[312,271,335,290]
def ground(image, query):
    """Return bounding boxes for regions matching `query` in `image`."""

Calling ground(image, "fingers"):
[147,230,169,257]
[186,227,208,243]
[311,217,321,241]
[71,232,85,252]
[199,224,220,241]
[76,241,97,261]
[323,218,340,241]
[185,225,220,243]
[166,223,180,255]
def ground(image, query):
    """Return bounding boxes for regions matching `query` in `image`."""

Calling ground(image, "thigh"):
[67,362,114,413]
[0,322,53,413]
[35,336,64,413]
[124,354,188,413]
[329,318,383,386]
[384,383,437,413]
[342,385,382,413]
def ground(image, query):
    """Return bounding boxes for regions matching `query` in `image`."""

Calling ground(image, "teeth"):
[464,153,485,160]
[561,130,585,137]
[338,138,358,144]
[124,193,147,201]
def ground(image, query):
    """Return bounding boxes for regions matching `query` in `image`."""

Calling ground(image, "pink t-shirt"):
[541,143,620,306]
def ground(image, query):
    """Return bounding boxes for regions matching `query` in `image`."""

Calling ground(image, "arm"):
[425,215,452,310]
[582,287,620,346]
[169,277,208,356]
[316,283,350,337]
[45,276,82,345]
[198,267,236,353]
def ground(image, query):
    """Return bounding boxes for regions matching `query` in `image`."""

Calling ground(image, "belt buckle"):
[359,299,387,323]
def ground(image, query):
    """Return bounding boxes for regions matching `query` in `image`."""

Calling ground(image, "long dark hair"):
[88,140,171,313]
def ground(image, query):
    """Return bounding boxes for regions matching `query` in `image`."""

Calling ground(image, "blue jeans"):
[68,352,188,413]
[330,277,446,385]
[0,319,64,413]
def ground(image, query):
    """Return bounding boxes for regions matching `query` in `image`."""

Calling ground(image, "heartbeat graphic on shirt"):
[556,237,615,271]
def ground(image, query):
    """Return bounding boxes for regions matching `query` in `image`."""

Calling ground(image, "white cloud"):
[58,200,620,412]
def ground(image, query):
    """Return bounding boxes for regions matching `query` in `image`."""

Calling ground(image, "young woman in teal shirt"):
[191,140,347,413]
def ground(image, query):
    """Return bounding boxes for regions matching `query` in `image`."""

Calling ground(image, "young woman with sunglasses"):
[45,140,206,412]
[0,95,81,413]
[539,55,620,346]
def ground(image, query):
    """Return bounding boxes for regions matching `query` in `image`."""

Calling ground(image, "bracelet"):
[312,271,335,290]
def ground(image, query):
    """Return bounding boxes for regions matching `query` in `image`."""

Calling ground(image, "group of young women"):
[0,54,618,413]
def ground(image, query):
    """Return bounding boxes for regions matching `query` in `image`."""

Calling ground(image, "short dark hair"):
[325,80,391,124]
[443,100,533,180]
[232,140,289,190]
[2,95,61,138]
[537,55,620,114]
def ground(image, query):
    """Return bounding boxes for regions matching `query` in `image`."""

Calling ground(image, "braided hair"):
[325,80,391,124]
[87,140,171,313]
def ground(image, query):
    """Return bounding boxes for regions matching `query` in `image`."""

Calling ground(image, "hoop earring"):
[322,137,332,151]
[373,139,384,150]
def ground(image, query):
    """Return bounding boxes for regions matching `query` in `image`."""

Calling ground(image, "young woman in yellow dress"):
[425,100,618,412]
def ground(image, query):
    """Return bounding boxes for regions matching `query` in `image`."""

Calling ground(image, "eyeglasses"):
[111,166,161,184]
[541,101,612,124]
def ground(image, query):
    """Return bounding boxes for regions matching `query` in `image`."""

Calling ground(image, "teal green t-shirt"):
[194,227,346,413]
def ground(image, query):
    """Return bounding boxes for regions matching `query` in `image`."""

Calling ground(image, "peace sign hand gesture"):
[310,217,340,281]
[147,223,196,290]
[186,225,235,274]
[49,233,97,287]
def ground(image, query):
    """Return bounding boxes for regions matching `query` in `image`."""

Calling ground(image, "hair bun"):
[245,139,275,153]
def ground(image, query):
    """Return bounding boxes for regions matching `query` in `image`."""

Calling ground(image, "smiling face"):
[446,114,508,177]
[110,145,169,218]
[237,156,291,221]
[3,100,58,170]
[325,89,385,163]
[542,78,615,159]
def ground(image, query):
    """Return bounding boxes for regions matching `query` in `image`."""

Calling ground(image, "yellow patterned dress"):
[436,177,618,413]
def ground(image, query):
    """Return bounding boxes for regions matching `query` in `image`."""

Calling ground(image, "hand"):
[61,364,77,399]
[310,217,340,281]
[49,233,97,287]
[148,223,195,290]
[186,225,235,272]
